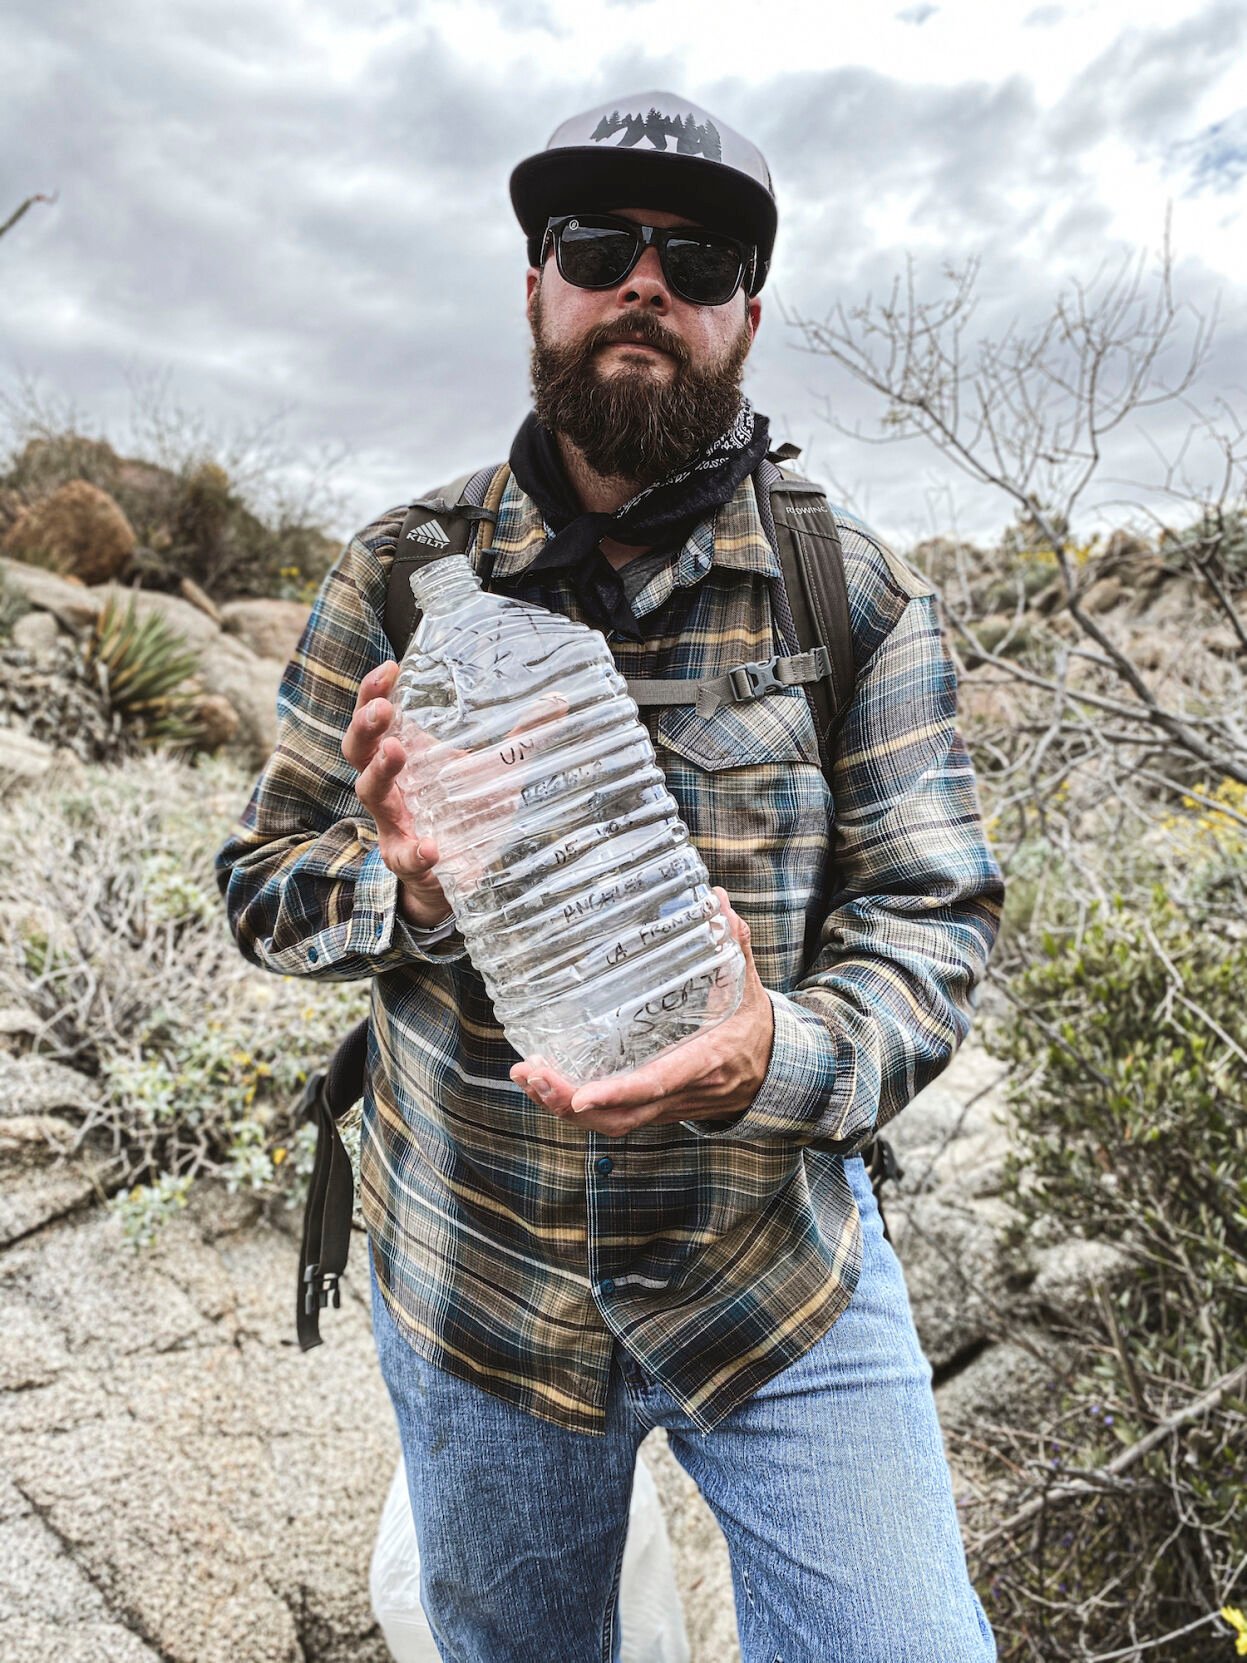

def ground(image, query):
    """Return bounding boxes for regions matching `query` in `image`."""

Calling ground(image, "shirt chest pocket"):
[648,690,833,987]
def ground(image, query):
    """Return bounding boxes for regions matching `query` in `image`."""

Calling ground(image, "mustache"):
[583,317,689,365]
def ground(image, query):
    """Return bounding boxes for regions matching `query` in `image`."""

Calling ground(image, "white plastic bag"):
[370,1452,690,1663]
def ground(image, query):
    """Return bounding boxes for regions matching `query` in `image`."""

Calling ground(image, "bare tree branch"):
[0,191,57,241]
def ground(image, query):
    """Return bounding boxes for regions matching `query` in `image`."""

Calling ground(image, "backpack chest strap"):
[625,646,834,720]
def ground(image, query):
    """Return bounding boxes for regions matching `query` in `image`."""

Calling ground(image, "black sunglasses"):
[540,214,756,307]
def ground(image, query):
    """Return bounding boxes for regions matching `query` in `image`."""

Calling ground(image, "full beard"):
[528,290,752,488]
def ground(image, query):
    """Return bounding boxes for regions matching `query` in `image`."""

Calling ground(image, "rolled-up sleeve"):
[687,591,1003,1148]
[214,523,468,980]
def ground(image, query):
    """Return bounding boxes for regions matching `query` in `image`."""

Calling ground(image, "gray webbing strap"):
[627,646,834,719]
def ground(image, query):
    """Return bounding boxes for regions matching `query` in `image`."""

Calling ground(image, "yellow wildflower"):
[272,1147,287,1165]
[1222,1607,1247,1655]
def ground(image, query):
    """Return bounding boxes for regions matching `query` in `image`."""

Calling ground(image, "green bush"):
[1161,504,1247,585]
[973,872,1247,1658]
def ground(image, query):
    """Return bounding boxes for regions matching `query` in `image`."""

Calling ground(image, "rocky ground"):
[0,1026,1136,1663]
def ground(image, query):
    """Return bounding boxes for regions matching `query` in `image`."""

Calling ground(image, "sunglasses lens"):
[550,219,747,305]
[665,237,743,305]
[557,222,638,288]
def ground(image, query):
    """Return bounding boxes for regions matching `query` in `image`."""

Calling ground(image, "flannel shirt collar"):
[485,468,782,610]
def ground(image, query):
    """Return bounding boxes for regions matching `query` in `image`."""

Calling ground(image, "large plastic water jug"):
[386,553,745,1084]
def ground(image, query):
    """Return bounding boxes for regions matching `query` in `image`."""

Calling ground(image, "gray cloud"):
[1048,0,1247,154]
[1173,108,1247,194]
[711,25,1244,539]
[479,0,568,33]
[1,0,1242,550]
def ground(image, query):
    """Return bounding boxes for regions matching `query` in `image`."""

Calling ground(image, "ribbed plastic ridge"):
[409,555,482,615]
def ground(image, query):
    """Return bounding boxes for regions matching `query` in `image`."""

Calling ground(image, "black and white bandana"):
[508,399,770,581]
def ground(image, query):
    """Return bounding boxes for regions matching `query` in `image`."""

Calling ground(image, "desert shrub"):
[0,432,125,501]
[969,811,1247,1659]
[85,593,206,750]
[0,388,343,605]
[1160,503,1247,584]
[0,752,369,1244]
[960,611,1042,667]
[0,591,213,762]
[163,459,337,603]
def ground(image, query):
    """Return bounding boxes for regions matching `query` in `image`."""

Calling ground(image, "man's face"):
[525,206,762,486]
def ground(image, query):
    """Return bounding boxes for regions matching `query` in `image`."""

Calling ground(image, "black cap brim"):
[510,147,776,293]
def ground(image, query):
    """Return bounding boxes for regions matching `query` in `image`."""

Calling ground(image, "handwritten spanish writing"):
[497,735,535,767]
[560,867,649,926]
[618,964,730,1038]
[520,758,606,806]
[602,899,709,968]
[656,853,695,883]
[548,816,629,868]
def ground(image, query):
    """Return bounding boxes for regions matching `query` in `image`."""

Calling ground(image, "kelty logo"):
[589,107,722,162]
[406,521,450,548]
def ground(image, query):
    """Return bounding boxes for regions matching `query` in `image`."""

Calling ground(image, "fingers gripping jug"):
[385,552,745,1085]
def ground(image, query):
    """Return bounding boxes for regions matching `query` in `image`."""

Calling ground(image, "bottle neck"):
[408,554,482,615]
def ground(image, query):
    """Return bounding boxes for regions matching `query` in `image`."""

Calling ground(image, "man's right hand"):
[343,661,453,931]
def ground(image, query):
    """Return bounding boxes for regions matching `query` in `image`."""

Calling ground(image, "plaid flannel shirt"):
[215,464,1003,1434]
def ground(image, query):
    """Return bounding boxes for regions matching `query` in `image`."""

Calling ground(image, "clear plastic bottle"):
[385,553,745,1085]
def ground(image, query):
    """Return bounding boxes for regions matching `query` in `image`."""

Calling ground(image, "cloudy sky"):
[3,0,1244,547]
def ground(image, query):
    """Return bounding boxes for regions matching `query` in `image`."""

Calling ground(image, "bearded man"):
[217,91,1003,1663]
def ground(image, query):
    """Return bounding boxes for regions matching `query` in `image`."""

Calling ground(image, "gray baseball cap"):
[510,91,778,294]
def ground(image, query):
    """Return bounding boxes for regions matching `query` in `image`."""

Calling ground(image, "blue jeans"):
[369,1154,997,1663]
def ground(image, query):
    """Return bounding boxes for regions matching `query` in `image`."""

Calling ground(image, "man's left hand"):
[509,887,774,1138]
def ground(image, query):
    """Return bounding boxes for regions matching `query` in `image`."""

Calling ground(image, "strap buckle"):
[727,646,835,705]
[728,656,786,702]
[807,644,833,683]
[303,1262,341,1317]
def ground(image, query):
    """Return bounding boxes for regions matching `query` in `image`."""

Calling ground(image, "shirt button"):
[595,1155,614,1175]
[600,1278,616,1296]
[308,946,319,962]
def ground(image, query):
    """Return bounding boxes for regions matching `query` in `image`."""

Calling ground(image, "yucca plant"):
[84,594,206,750]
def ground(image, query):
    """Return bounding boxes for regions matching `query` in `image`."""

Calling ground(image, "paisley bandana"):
[508,399,770,581]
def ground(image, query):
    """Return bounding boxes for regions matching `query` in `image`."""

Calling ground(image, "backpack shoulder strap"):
[296,1018,369,1350]
[620,459,858,770]
[383,463,508,658]
[756,455,856,762]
